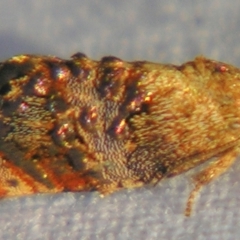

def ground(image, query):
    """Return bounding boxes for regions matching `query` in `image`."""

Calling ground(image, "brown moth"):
[0,53,239,216]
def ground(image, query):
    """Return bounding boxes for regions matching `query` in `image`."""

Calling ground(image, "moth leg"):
[185,148,238,216]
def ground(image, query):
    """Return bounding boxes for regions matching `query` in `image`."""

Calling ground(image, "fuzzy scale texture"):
[1,1,240,240]
[1,54,239,216]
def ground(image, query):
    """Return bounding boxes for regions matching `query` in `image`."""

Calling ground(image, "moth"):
[0,53,239,216]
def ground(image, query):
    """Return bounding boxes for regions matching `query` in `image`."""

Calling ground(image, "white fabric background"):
[0,1,240,239]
